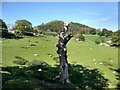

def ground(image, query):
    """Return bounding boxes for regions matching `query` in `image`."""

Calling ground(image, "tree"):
[37,20,64,33]
[102,28,108,37]
[0,19,8,37]
[90,29,96,35]
[111,30,120,46]
[107,30,113,37]
[56,23,73,84]
[80,34,85,42]
[73,31,85,42]
[74,33,85,42]
[95,38,101,44]
[37,20,97,35]
[97,31,102,36]
[98,28,112,37]
[14,19,33,34]
[96,28,101,34]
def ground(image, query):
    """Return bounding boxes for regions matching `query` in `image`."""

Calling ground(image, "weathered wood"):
[56,23,73,84]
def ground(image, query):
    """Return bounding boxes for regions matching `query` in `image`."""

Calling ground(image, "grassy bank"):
[2,35,118,88]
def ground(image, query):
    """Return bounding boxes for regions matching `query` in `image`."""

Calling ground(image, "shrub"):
[45,32,57,37]
[95,37,106,45]
[53,57,59,63]
[35,41,38,43]
[111,30,120,46]
[30,44,36,46]
[26,60,49,67]
[79,34,85,42]
[3,78,42,89]
[13,56,28,65]
[23,31,35,36]
[74,33,85,42]
[100,37,106,43]
[2,32,17,39]
[95,38,101,44]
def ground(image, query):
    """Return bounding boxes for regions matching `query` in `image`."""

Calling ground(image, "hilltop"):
[36,20,97,34]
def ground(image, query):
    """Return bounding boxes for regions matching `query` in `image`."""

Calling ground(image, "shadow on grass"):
[115,69,120,89]
[1,61,108,90]
[2,33,23,39]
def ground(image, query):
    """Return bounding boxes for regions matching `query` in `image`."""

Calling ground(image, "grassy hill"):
[37,20,96,34]
[2,35,118,88]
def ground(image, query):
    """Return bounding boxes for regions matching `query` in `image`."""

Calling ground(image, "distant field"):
[2,35,118,88]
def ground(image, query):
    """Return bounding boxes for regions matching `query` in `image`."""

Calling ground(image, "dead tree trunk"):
[56,25,73,84]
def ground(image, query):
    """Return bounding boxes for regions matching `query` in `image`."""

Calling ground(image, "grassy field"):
[2,35,118,88]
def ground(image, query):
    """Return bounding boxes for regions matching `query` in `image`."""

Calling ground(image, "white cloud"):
[100,17,112,22]
[85,12,102,16]
[81,17,111,23]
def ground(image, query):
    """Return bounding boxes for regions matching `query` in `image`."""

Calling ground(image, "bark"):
[56,28,73,84]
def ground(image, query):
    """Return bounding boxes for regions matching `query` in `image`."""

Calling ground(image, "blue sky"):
[2,2,118,31]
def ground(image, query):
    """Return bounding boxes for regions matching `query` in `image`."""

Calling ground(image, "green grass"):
[2,36,58,66]
[84,35,100,42]
[2,35,118,88]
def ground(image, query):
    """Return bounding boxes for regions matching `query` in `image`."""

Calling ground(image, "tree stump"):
[56,23,73,84]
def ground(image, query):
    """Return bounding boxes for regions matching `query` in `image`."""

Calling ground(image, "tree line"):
[0,19,120,46]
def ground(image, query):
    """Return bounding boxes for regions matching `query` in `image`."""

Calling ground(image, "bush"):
[3,78,42,89]
[111,30,120,46]
[35,41,38,43]
[2,32,16,39]
[100,37,106,43]
[52,57,59,63]
[45,32,57,37]
[13,56,28,65]
[23,31,35,36]
[26,60,57,82]
[95,37,106,45]
[115,69,120,89]
[74,33,85,42]
[26,60,49,67]
[95,38,101,44]
[79,34,85,42]
[30,44,36,46]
